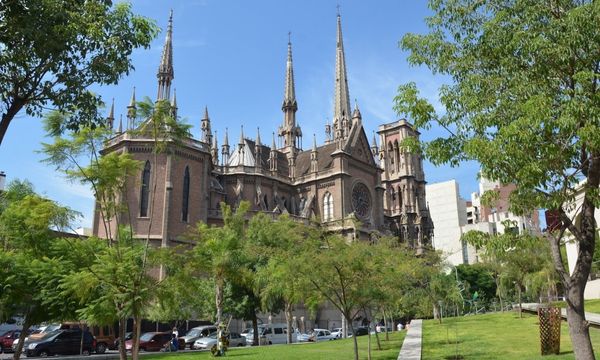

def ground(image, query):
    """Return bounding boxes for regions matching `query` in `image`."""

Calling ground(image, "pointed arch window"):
[323,192,334,222]
[182,166,190,222]
[140,161,151,217]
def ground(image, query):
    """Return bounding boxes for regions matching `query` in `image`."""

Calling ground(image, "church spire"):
[201,106,212,144]
[221,128,230,166]
[127,87,136,129]
[278,33,301,155]
[333,10,351,141]
[157,10,174,101]
[107,98,115,129]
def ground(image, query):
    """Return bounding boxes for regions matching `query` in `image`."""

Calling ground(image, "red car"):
[0,330,23,352]
[125,332,184,352]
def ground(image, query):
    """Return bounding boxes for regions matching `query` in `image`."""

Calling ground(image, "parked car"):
[12,325,61,352]
[113,332,132,350]
[245,323,297,345]
[180,326,217,349]
[1,329,24,352]
[352,327,369,337]
[330,328,342,339]
[297,332,311,342]
[239,328,252,338]
[24,329,96,357]
[125,332,184,352]
[193,332,245,350]
[308,329,335,342]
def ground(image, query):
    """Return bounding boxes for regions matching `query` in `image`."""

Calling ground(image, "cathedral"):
[93,11,434,255]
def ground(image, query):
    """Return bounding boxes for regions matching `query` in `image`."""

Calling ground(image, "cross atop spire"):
[333,10,351,141]
[157,10,174,101]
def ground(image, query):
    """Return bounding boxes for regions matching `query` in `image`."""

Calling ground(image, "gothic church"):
[93,11,434,254]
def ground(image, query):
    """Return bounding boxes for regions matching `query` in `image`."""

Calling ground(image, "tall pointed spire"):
[222,127,230,166]
[171,88,178,118]
[201,106,212,144]
[333,10,351,141]
[279,33,301,155]
[211,130,219,166]
[256,127,261,146]
[127,87,136,129]
[107,98,115,129]
[157,10,174,101]
[117,114,123,134]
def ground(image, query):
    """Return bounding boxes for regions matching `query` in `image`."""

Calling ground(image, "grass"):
[551,299,600,314]
[422,311,600,360]
[143,332,405,360]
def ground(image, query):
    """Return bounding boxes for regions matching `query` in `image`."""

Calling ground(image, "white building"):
[427,177,541,266]
[426,180,473,265]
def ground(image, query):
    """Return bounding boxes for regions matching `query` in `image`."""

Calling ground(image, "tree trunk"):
[215,279,223,326]
[252,315,259,346]
[118,317,127,360]
[0,98,25,147]
[566,282,596,360]
[367,322,372,360]
[517,284,522,319]
[131,315,141,360]
[347,318,359,360]
[373,322,382,351]
[12,315,32,360]
[383,308,390,341]
[285,302,293,344]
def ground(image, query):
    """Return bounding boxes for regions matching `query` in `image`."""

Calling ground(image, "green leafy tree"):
[0,190,80,360]
[455,263,497,304]
[190,202,250,327]
[43,98,190,360]
[250,214,309,344]
[396,1,600,357]
[297,231,381,360]
[0,0,158,145]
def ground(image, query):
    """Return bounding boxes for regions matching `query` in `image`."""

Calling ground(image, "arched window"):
[394,140,400,172]
[398,185,403,210]
[140,161,151,217]
[182,166,190,222]
[387,142,394,173]
[323,192,333,221]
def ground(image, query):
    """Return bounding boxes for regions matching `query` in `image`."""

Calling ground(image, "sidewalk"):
[521,303,600,327]
[397,319,422,360]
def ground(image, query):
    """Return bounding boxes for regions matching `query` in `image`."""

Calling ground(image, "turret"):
[221,127,230,166]
[310,134,318,173]
[211,130,219,166]
[278,33,302,154]
[107,98,115,129]
[201,106,212,144]
[255,127,262,172]
[270,132,278,173]
[127,87,136,129]
[157,10,174,101]
[332,11,352,142]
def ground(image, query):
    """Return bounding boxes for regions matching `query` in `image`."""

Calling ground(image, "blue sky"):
[0,0,481,229]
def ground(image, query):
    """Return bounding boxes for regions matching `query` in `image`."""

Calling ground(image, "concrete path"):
[397,319,422,360]
[521,303,600,327]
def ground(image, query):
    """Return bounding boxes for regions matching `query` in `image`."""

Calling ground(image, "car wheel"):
[82,349,91,356]
[39,350,49,357]
[268,341,272,345]
[96,343,107,354]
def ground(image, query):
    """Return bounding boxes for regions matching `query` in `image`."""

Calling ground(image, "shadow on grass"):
[443,356,464,360]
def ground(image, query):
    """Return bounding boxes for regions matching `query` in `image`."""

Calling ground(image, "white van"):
[245,323,298,345]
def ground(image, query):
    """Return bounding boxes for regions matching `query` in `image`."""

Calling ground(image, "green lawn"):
[422,312,600,360]
[144,332,405,360]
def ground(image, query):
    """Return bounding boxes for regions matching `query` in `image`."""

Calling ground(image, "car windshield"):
[206,332,218,339]
[140,333,154,341]
[43,325,61,333]
[38,330,62,341]
[186,329,201,337]
[0,331,10,337]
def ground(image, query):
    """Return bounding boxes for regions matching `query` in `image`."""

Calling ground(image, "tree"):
[43,98,190,360]
[250,214,309,344]
[396,1,599,358]
[190,202,250,327]
[297,230,382,360]
[0,188,81,360]
[0,0,158,145]
[455,263,497,305]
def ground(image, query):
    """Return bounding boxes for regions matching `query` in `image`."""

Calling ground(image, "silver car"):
[193,332,245,350]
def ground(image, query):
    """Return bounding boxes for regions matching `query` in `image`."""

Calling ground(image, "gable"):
[346,125,376,166]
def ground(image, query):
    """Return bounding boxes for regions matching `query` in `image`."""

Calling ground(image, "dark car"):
[0,329,24,352]
[24,329,96,357]
[125,332,184,352]
[353,327,369,336]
